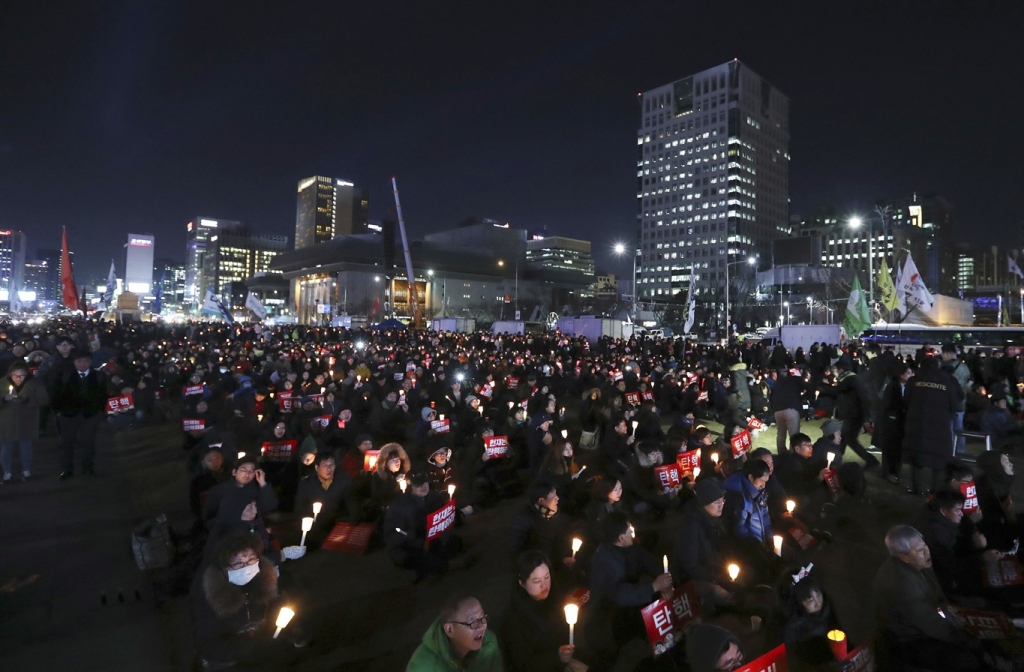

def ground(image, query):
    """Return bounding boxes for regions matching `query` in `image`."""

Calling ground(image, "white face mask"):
[227,562,260,586]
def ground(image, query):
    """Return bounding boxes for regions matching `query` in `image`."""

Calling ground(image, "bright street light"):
[613,242,636,318]
[849,216,863,229]
[614,242,627,255]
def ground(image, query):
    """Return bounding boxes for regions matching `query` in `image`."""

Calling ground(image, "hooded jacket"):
[406,616,503,672]
[722,472,773,544]
[191,556,278,664]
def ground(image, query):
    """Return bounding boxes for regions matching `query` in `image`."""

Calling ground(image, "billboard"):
[125,233,155,295]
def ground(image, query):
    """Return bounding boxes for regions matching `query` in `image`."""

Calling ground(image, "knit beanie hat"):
[694,479,725,506]
[686,624,740,672]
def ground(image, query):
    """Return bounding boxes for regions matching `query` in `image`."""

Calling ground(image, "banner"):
[982,557,1024,587]
[642,390,654,402]
[106,394,134,414]
[729,429,752,458]
[960,481,979,514]
[824,469,841,501]
[425,501,457,545]
[787,517,818,550]
[612,370,624,382]
[431,419,450,434]
[734,643,787,672]
[261,440,297,462]
[676,448,701,478]
[641,582,701,656]
[697,390,709,403]
[309,415,332,430]
[505,376,519,388]
[183,384,205,397]
[484,435,509,460]
[625,391,641,406]
[947,606,1015,639]
[654,464,682,491]
[479,384,493,399]
[321,521,374,555]
[277,391,296,412]
[182,418,206,432]
[748,417,768,432]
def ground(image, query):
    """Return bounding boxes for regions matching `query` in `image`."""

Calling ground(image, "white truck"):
[430,317,476,333]
[556,316,625,340]
[759,324,842,352]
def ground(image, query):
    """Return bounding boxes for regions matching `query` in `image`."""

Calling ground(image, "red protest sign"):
[824,469,841,502]
[625,391,641,406]
[642,390,655,402]
[182,384,204,397]
[182,418,206,432]
[321,521,374,555]
[308,414,332,430]
[729,429,752,458]
[676,448,701,478]
[484,435,509,460]
[261,439,297,462]
[787,517,818,550]
[425,501,457,545]
[277,392,295,412]
[948,606,1015,639]
[697,390,709,403]
[613,370,624,382]
[106,394,134,414]
[654,464,682,491]
[479,384,493,399]
[960,481,979,514]
[363,450,380,472]
[982,557,1024,587]
[431,419,450,434]
[735,643,787,672]
[641,583,700,656]
[506,376,519,388]
[747,417,767,432]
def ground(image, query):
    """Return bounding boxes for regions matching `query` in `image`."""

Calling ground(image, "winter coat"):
[722,472,773,544]
[294,471,358,537]
[871,555,966,646]
[51,367,107,417]
[770,374,805,413]
[508,503,570,565]
[500,585,571,672]
[0,375,47,441]
[902,365,960,470]
[191,557,278,665]
[406,616,503,672]
[729,364,752,412]
[672,498,728,584]
[203,479,279,526]
[834,372,873,422]
[873,376,908,452]
[782,602,841,670]
[588,542,660,651]
[384,491,449,563]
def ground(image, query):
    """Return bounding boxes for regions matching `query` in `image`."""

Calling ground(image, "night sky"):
[2,2,1023,282]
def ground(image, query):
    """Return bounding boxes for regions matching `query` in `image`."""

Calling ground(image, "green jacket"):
[407,617,503,672]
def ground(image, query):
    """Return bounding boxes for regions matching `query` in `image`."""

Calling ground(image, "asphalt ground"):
[0,410,1006,671]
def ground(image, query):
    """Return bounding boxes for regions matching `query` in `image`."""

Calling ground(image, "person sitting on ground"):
[406,592,502,672]
[384,468,465,582]
[914,488,996,598]
[203,455,278,527]
[981,386,1024,452]
[509,480,574,576]
[189,446,227,536]
[775,566,843,671]
[500,551,584,672]
[293,452,358,548]
[370,442,411,514]
[775,432,828,514]
[672,479,735,609]
[975,450,1020,552]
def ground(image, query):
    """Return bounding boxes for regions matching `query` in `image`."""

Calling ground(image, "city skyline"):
[2,3,1023,282]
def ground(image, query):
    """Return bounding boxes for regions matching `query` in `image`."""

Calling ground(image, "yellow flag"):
[878,258,899,311]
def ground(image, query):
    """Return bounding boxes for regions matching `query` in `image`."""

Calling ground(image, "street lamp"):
[806,295,813,325]
[613,242,637,318]
[497,259,518,315]
[848,216,874,310]
[783,301,791,325]
[725,256,757,339]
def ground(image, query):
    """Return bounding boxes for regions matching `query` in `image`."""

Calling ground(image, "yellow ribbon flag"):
[878,258,899,311]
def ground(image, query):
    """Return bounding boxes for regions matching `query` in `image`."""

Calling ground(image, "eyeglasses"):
[449,614,488,630]
[227,556,258,571]
[236,467,256,474]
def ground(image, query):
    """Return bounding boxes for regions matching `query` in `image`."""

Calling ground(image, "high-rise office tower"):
[294,176,369,249]
[636,60,790,310]
[184,217,243,306]
[0,229,27,302]
[124,234,155,295]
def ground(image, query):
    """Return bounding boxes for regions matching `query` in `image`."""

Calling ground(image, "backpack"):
[131,514,174,571]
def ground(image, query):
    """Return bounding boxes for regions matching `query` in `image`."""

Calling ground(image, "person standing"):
[770,367,806,454]
[834,357,880,470]
[51,350,107,479]
[0,361,48,482]
[903,356,961,495]
[942,344,970,455]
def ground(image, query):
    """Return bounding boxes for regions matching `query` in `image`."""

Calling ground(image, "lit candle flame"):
[448,484,455,499]
[571,538,582,557]
[786,500,796,514]
[273,606,295,639]
[773,535,783,556]
[728,563,740,581]
[826,451,835,470]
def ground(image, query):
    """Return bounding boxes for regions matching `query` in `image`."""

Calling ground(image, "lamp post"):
[849,216,874,310]
[806,295,813,325]
[497,259,519,317]
[613,242,636,318]
[783,301,791,325]
[724,256,757,339]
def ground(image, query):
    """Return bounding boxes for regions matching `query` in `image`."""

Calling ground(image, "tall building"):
[636,60,790,309]
[153,257,187,307]
[124,234,155,295]
[22,258,54,301]
[37,247,63,303]
[184,217,243,306]
[526,236,595,277]
[878,193,956,295]
[0,230,27,302]
[201,228,289,298]
[294,176,369,249]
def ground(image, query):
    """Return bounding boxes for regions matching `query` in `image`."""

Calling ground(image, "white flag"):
[897,252,935,314]
[245,292,267,321]
[1009,255,1023,280]
[683,265,696,334]
[103,260,116,307]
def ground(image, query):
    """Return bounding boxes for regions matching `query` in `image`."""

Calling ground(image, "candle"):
[711,453,719,465]
[727,563,740,581]
[561,429,568,439]
[312,502,322,520]
[399,479,407,493]
[356,375,361,382]
[478,406,484,415]
[439,414,445,421]
[693,466,701,479]
[827,629,848,660]
[257,414,263,422]
[663,555,669,574]
[448,484,456,500]
[300,517,314,547]
[826,452,836,470]
[631,420,638,436]
[786,500,796,514]
[564,604,579,645]
[237,451,245,460]
[273,607,295,639]
[773,535,783,556]
[571,538,582,558]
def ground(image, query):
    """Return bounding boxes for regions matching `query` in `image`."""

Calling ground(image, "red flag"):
[61,228,79,311]
[371,297,381,317]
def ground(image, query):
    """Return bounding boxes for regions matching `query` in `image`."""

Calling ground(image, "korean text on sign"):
[729,429,752,458]
[484,436,508,460]
[425,501,457,545]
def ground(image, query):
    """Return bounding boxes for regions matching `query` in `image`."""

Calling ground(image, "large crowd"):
[6,319,1024,671]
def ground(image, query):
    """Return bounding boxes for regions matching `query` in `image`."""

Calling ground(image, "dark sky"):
[3,2,1023,282]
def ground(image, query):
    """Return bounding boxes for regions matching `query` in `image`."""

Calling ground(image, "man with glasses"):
[406,593,502,671]
[203,455,278,527]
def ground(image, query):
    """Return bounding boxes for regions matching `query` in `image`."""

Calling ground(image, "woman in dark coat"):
[500,551,583,672]
[774,570,844,671]
[875,362,912,485]
[0,361,48,482]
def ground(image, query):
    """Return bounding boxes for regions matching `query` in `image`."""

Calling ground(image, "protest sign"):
[982,557,1024,587]
[641,583,701,656]
[730,429,752,458]
[642,390,655,402]
[960,481,979,514]
[676,448,701,478]
[431,419,450,434]
[106,394,134,414]
[321,521,374,555]
[654,464,682,491]
[261,440,297,462]
[182,384,204,397]
[948,606,1015,639]
[309,415,332,430]
[824,469,841,501]
[363,450,380,472]
[625,391,641,406]
[425,501,457,546]
[734,643,787,672]
[484,435,509,460]
[183,418,206,432]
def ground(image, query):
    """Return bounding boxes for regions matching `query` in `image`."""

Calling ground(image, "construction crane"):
[390,176,424,328]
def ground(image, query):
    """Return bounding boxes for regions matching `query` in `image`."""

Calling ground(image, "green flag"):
[843,275,871,339]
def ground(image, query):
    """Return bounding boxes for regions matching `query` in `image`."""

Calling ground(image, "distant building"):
[294,176,369,249]
[153,257,186,307]
[592,274,618,300]
[124,234,155,295]
[526,236,595,278]
[23,258,54,301]
[184,217,243,307]
[637,60,790,309]
[36,247,63,302]
[245,273,290,318]
[202,228,289,299]
[0,230,27,303]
